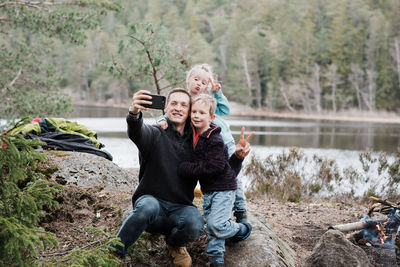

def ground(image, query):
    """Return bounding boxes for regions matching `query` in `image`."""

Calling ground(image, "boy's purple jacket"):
[178,123,239,193]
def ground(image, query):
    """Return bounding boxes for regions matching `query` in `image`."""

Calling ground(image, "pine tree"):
[0,0,122,121]
[0,123,62,266]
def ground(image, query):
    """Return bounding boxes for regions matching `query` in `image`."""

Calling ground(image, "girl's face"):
[186,69,210,96]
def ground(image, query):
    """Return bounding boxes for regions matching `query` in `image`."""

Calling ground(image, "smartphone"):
[142,94,166,110]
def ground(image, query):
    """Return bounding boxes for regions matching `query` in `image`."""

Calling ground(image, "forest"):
[1,0,400,121]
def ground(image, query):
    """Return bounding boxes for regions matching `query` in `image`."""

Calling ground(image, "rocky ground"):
[246,197,397,266]
[39,184,396,266]
[37,151,397,266]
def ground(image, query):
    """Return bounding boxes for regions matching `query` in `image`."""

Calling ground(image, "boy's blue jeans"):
[226,140,247,212]
[113,194,204,256]
[203,190,240,257]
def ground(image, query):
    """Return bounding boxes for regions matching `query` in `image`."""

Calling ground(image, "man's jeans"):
[113,194,204,256]
[226,140,247,212]
[203,190,240,257]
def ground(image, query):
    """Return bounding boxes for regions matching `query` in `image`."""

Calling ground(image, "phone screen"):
[142,94,166,110]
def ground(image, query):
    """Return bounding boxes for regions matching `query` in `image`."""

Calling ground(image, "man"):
[112,88,252,267]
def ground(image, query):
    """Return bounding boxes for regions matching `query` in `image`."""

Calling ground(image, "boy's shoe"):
[233,209,248,223]
[228,222,252,243]
[167,245,192,267]
[210,255,225,267]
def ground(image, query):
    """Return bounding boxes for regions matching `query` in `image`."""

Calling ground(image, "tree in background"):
[36,0,400,113]
[109,23,187,96]
[0,0,121,124]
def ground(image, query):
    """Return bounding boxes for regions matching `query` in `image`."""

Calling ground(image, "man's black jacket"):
[127,112,243,206]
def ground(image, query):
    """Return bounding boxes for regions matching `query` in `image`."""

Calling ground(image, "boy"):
[178,94,252,267]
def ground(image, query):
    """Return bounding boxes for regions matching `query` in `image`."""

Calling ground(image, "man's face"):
[165,92,190,126]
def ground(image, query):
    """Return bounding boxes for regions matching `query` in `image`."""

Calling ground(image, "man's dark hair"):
[166,88,191,106]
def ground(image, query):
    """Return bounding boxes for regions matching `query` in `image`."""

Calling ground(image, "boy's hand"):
[157,120,168,130]
[235,127,255,159]
[129,90,153,114]
[209,75,221,93]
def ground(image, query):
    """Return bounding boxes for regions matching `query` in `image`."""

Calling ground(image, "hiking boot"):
[167,245,192,267]
[234,210,248,223]
[210,255,225,267]
[228,222,252,243]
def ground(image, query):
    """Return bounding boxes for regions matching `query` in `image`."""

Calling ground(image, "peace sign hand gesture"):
[235,127,255,159]
[209,75,221,93]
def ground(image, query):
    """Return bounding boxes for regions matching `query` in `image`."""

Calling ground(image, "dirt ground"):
[247,197,397,266]
[38,178,398,266]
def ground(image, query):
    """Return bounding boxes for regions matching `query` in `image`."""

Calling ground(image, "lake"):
[69,105,400,173]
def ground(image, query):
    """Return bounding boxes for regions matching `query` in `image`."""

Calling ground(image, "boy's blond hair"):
[186,63,214,90]
[192,94,217,117]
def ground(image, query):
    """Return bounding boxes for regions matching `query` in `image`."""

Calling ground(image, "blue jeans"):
[113,195,204,256]
[226,140,247,212]
[203,191,240,257]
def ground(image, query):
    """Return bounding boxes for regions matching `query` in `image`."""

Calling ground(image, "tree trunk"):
[332,84,337,113]
[219,44,228,85]
[241,50,253,105]
[255,71,262,108]
[395,37,400,90]
[279,79,295,112]
[308,64,322,113]
[349,64,363,110]
[366,69,377,112]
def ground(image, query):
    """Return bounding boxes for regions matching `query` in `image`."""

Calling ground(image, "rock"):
[303,230,373,267]
[42,151,138,192]
[225,212,297,267]
[120,204,297,267]
[41,150,297,266]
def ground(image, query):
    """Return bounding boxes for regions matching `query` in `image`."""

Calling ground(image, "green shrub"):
[245,147,400,201]
[245,147,343,201]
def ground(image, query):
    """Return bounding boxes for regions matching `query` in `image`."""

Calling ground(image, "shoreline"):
[72,100,400,125]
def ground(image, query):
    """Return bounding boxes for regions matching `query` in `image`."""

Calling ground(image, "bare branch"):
[127,34,161,94]
[40,237,109,257]
[159,79,185,91]
[127,34,145,46]
[0,1,106,8]
[1,68,22,94]
[369,196,399,209]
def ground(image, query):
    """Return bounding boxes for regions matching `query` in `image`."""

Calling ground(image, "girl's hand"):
[157,120,168,130]
[209,75,221,93]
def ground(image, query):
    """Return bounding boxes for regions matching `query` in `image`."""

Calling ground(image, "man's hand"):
[209,74,221,93]
[157,120,168,130]
[235,127,255,159]
[129,90,153,114]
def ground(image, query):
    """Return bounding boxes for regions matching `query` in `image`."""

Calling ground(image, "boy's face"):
[191,101,215,134]
[187,69,210,96]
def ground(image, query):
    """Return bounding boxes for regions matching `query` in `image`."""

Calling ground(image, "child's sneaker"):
[211,255,225,267]
[233,209,248,223]
[228,222,252,243]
